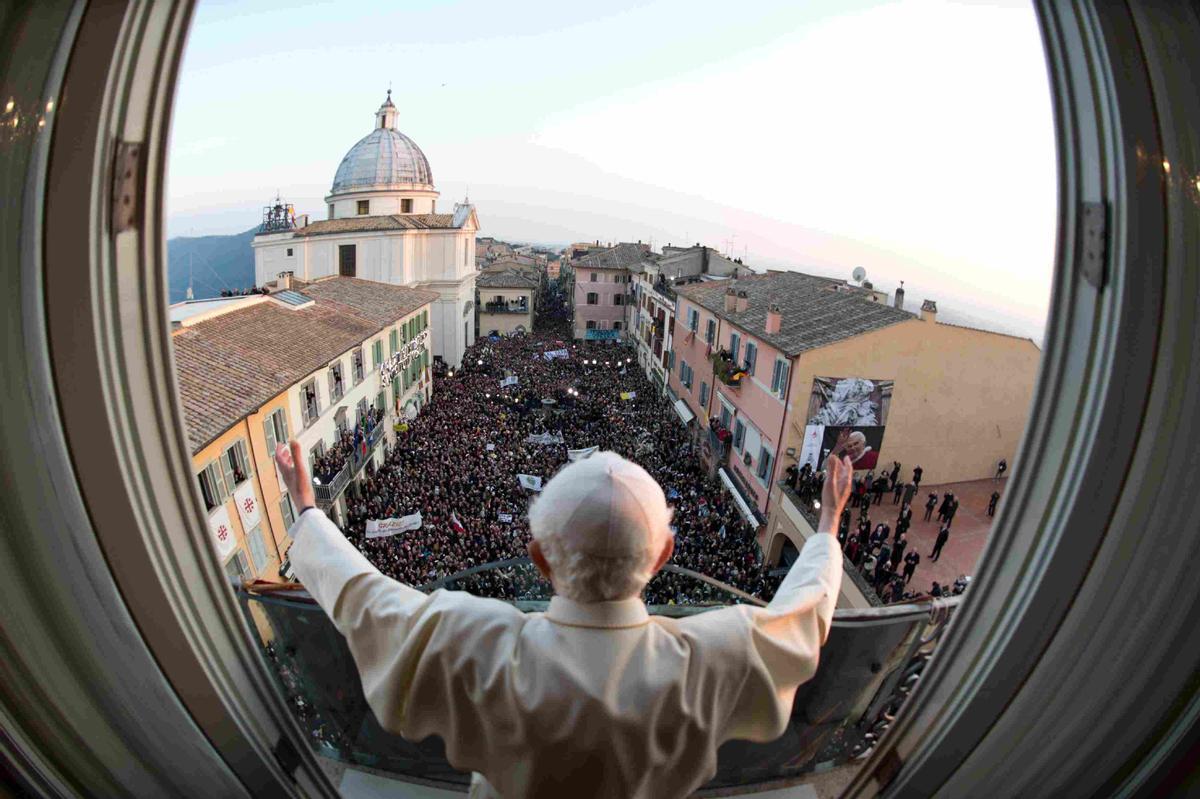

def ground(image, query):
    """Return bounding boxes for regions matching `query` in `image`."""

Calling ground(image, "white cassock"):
[288,509,842,799]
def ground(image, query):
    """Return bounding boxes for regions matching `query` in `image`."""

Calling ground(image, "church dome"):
[329,93,433,195]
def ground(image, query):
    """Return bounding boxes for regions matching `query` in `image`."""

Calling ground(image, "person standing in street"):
[987,490,1001,517]
[924,492,938,522]
[931,524,950,562]
[912,465,923,489]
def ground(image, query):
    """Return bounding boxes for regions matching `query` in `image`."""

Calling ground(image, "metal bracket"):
[111,141,143,234]
[1081,201,1107,289]
[271,735,301,780]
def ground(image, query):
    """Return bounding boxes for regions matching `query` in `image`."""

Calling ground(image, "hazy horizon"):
[169,0,1056,342]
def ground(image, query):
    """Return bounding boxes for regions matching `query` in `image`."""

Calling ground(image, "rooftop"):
[290,214,462,237]
[676,271,914,356]
[477,269,540,290]
[572,242,652,272]
[172,277,438,453]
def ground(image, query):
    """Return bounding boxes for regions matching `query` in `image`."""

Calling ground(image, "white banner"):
[485,443,496,451]
[233,482,261,533]
[365,512,423,539]
[525,432,564,445]
[568,446,599,462]
[799,424,825,471]
[500,376,519,388]
[208,505,238,560]
[518,474,543,492]
[497,512,514,523]
[542,348,569,361]
[380,329,431,383]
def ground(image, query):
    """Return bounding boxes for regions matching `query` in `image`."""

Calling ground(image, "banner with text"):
[525,432,565,445]
[568,446,599,462]
[365,512,424,539]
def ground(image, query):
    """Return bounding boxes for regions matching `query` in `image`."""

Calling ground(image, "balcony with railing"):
[706,420,732,466]
[711,349,748,388]
[482,300,530,315]
[312,417,386,508]
[652,278,677,302]
[239,562,960,794]
[779,479,885,606]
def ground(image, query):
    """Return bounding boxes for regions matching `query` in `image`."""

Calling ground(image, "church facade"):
[253,93,479,367]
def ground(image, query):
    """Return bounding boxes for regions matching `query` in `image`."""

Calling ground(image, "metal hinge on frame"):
[111,140,143,234]
[272,735,301,780]
[1080,201,1108,289]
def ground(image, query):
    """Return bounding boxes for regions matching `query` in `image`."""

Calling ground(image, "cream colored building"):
[476,269,538,337]
[172,277,438,582]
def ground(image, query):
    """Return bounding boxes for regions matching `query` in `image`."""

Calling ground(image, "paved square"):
[870,477,1006,596]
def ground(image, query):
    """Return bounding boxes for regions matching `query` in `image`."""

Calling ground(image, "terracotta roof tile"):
[676,271,914,356]
[172,277,438,453]
[293,214,460,237]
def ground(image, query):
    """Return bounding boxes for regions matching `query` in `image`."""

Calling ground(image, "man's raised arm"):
[721,455,853,743]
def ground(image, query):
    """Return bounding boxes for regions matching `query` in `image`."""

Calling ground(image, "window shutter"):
[220,452,236,493]
[263,417,276,455]
[279,410,288,441]
[247,525,268,573]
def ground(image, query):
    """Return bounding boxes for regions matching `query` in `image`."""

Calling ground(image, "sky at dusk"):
[168,0,1057,341]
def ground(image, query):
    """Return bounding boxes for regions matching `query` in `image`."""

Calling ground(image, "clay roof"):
[172,277,438,453]
[477,269,540,289]
[675,271,914,356]
[572,242,652,272]
[292,214,460,236]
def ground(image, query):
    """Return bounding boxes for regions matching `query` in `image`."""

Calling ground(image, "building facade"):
[476,268,539,337]
[667,271,1041,545]
[173,277,438,583]
[570,243,648,340]
[252,93,479,368]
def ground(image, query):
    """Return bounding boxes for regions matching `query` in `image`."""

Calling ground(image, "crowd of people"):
[784,458,973,603]
[311,405,384,485]
[330,287,781,606]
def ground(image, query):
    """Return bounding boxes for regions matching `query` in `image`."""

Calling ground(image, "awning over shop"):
[719,467,760,529]
[673,398,695,425]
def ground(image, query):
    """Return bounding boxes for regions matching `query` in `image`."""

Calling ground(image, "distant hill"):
[167,227,257,303]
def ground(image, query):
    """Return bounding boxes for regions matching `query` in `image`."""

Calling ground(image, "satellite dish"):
[852,266,867,283]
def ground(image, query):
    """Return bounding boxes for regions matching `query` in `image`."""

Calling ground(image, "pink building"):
[571,243,648,340]
[668,272,912,521]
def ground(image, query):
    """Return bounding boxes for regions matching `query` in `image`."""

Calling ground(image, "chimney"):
[920,299,938,323]
[724,288,737,312]
[894,280,905,310]
[295,213,309,228]
[735,290,749,313]
[701,246,710,274]
[277,271,293,290]
[765,302,782,335]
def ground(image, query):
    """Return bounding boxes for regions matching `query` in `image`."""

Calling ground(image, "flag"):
[450,512,466,535]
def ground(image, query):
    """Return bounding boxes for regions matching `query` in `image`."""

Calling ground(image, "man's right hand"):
[276,440,317,515]
[819,455,854,532]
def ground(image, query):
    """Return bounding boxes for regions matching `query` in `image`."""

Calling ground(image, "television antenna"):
[852,266,867,284]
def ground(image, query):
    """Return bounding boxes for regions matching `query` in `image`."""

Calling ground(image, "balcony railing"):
[312,418,386,509]
[711,349,747,388]
[779,481,884,606]
[652,280,676,301]
[707,424,731,465]
[483,302,529,314]
[239,564,960,792]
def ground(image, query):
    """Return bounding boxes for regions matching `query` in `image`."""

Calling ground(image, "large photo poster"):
[806,376,894,471]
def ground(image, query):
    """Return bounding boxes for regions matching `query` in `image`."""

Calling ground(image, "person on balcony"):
[276,442,853,799]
